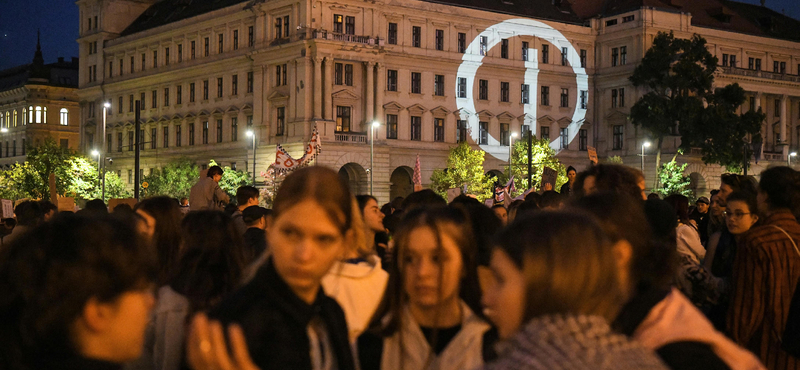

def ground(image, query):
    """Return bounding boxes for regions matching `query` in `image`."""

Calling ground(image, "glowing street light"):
[790,151,798,166]
[641,141,651,173]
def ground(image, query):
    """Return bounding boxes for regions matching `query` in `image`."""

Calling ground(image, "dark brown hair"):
[135,196,184,285]
[272,166,353,234]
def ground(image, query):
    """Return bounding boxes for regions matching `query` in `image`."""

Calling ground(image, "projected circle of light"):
[456,18,588,161]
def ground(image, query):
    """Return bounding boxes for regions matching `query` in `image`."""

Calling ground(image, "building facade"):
[76,0,800,202]
[0,38,81,168]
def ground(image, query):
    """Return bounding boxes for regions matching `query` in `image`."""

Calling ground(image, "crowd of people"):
[1,163,799,370]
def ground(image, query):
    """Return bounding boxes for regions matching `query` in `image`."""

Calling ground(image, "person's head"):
[401,189,446,212]
[647,193,661,200]
[663,194,691,225]
[524,191,541,205]
[373,206,481,334]
[14,201,43,227]
[207,166,224,182]
[0,213,155,365]
[757,167,800,217]
[390,196,405,213]
[695,197,710,214]
[179,197,189,207]
[575,164,645,200]
[268,166,354,304]
[710,191,726,218]
[38,201,58,221]
[514,199,540,219]
[725,191,759,235]
[539,190,564,210]
[171,211,246,313]
[566,166,577,183]
[242,206,271,230]
[506,199,524,222]
[134,197,184,285]
[113,203,134,214]
[357,195,385,233]
[451,201,502,266]
[84,199,108,213]
[719,173,758,203]
[484,211,621,339]
[236,186,260,208]
[491,204,508,225]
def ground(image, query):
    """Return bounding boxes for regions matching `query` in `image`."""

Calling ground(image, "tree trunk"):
[654,137,664,190]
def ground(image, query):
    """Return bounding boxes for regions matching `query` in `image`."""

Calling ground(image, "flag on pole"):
[413,154,423,191]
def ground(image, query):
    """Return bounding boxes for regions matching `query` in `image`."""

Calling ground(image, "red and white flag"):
[413,154,423,192]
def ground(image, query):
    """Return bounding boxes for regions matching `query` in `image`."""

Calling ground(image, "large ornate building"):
[0,36,81,168]
[76,0,800,202]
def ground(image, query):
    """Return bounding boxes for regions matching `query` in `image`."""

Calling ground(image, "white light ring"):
[455,18,588,160]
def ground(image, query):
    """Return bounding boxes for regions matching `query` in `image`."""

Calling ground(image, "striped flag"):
[413,154,423,191]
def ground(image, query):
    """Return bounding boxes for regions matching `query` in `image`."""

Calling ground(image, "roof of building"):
[421,0,585,24]
[120,0,250,37]
[0,33,79,91]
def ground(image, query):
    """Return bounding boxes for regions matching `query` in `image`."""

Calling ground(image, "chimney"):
[760,0,765,6]
[58,57,64,63]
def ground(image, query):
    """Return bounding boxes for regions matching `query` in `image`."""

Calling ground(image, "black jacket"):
[209,259,355,370]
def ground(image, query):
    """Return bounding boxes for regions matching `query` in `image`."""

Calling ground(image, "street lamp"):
[641,141,651,173]
[509,132,518,170]
[246,130,256,185]
[790,152,798,166]
[91,150,101,188]
[101,102,110,202]
[0,128,7,133]
[370,121,380,195]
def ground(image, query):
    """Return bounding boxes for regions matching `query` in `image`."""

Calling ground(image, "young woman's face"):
[268,200,346,303]
[725,200,758,235]
[102,289,156,361]
[402,225,463,311]
[362,198,385,233]
[482,249,525,339]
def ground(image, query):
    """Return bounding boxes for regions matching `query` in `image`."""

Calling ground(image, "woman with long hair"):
[357,206,494,370]
[135,196,184,286]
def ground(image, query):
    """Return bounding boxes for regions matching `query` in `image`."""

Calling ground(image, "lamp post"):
[641,141,650,173]
[509,132,518,173]
[101,102,110,202]
[370,121,379,195]
[91,149,100,193]
[246,130,256,185]
[790,152,798,167]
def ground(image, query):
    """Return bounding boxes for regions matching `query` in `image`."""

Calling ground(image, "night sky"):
[0,0,797,71]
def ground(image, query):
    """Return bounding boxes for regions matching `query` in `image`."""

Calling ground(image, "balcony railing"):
[312,30,382,46]
[721,66,800,83]
[334,132,367,143]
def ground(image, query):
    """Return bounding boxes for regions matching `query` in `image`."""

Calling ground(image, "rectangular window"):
[203,80,209,100]
[413,26,421,48]
[119,59,124,75]
[479,121,488,145]
[479,79,488,100]
[611,89,618,108]
[457,77,467,98]
[561,47,568,66]
[606,19,618,26]
[128,170,132,184]
[216,120,223,143]
[749,57,755,70]
[204,37,209,56]
[247,72,254,93]
[275,17,283,39]
[613,125,623,150]
[541,126,549,141]
[521,84,530,104]
[152,90,158,108]
[457,120,467,143]
[231,117,238,141]
[283,16,290,38]
[336,106,351,132]
[622,15,635,22]
[345,16,355,35]
[388,23,397,45]
[163,126,169,148]
[386,114,398,139]
[387,70,398,91]
[178,44,183,62]
[619,88,625,107]
[335,63,343,85]
[560,128,568,149]
[233,30,239,50]
[107,133,112,153]
[176,125,182,147]
[560,88,569,107]
[411,72,421,94]
[434,118,445,142]
[217,77,223,98]
[164,88,169,106]
[190,83,196,102]
[434,75,445,96]
[333,14,343,33]
[276,107,285,136]
[109,61,113,77]
[142,53,146,70]
[501,82,510,102]
[118,96,123,114]
[522,41,529,61]
[620,46,627,65]
[501,39,508,59]
[276,64,288,86]
[128,131,134,151]
[189,123,195,145]
[501,123,509,146]
[780,62,786,74]
[177,85,183,105]
[579,129,588,151]
[232,74,238,95]
[118,132,123,152]
[249,26,254,46]
[775,99,781,117]
[541,86,550,106]
[151,128,157,149]
[611,47,618,67]
[580,90,588,109]
[458,32,466,53]
[542,44,549,64]
[191,41,196,59]
[435,29,444,51]
[774,60,779,73]
[410,116,422,141]
[129,95,134,112]
[480,36,488,56]
[165,47,170,65]
[139,129,145,150]
[344,64,353,86]
[202,121,209,144]
[722,54,729,67]
[131,56,135,73]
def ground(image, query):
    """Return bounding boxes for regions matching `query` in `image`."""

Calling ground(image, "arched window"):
[34,106,42,123]
[0,112,4,128]
[43,107,47,124]
[12,110,17,127]
[28,106,33,124]
[21,108,25,126]
[60,108,69,126]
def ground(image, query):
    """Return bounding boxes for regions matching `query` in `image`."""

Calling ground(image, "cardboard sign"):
[446,188,462,203]
[587,146,598,165]
[541,167,558,191]
[108,198,137,211]
[1,199,13,218]
[57,197,75,212]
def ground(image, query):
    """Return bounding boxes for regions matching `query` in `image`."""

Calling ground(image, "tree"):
[430,142,494,201]
[507,135,568,196]
[68,156,130,200]
[18,138,74,198]
[208,160,250,200]
[655,159,692,198]
[141,158,199,199]
[629,32,717,174]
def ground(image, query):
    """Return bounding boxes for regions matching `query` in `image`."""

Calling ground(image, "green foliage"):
[209,160,251,199]
[430,142,494,201]
[68,157,130,200]
[140,158,199,199]
[507,135,568,195]
[604,156,624,164]
[656,159,692,198]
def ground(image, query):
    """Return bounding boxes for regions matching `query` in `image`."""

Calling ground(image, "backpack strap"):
[769,225,799,257]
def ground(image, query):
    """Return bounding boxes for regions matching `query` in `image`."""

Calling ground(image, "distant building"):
[0,33,80,168]
[77,0,800,201]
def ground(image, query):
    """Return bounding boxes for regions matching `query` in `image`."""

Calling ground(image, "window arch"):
[60,108,69,125]
[12,110,17,127]
[43,107,47,124]
[28,106,33,124]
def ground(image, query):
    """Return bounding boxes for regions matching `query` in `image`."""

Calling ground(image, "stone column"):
[313,57,323,119]
[288,60,297,121]
[305,57,313,120]
[324,56,334,121]
[365,61,375,127]
[781,94,788,157]
[376,62,385,124]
